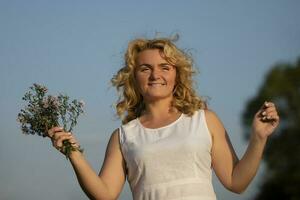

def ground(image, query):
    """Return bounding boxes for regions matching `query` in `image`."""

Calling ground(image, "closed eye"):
[137,64,152,72]
[140,66,150,72]
[162,66,170,71]
[160,64,172,71]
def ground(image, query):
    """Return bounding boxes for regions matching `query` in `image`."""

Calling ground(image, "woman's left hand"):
[252,101,280,140]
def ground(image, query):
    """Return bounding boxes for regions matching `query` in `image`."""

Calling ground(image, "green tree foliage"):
[242,58,300,200]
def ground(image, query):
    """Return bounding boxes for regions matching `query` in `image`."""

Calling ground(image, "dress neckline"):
[136,113,184,131]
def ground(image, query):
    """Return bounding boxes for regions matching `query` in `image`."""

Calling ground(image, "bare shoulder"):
[203,109,223,126]
[203,109,226,138]
[111,128,120,140]
[107,128,121,149]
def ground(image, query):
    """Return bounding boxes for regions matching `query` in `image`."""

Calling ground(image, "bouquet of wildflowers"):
[17,83,84,158]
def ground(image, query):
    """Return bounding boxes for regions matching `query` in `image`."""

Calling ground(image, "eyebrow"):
[137,63,172,68]
[159,63,172,66]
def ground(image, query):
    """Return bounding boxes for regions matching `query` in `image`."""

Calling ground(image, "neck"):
[143,97,178,119]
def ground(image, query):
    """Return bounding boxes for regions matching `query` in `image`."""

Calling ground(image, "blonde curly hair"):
[111,36,206,124]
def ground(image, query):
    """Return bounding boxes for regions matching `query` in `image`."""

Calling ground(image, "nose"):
[149,68,160,80]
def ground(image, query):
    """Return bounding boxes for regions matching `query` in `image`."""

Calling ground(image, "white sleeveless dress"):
[119,110,217,200]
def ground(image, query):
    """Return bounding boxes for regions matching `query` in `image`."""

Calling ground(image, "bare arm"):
[205,102,279,193]
[49,128,126,200]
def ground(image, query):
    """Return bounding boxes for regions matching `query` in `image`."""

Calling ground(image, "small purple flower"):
[48,95,60,109]
[42,99,49,109]
[79,100,85,108]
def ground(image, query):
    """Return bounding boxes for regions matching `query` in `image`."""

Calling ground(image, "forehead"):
[136,49,168,65]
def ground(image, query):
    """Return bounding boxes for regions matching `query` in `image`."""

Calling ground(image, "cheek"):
[134,74,148,93]
[135,74,147,86]
[168,72,177,87]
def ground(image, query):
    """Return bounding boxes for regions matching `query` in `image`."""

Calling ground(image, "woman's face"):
[135,49,177,103]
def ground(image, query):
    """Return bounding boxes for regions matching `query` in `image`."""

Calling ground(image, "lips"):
[148,83,166,86]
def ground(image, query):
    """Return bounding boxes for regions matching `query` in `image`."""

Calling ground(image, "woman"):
[48,37,279,200]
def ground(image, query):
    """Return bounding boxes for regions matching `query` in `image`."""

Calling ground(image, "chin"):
[144,93,173,102]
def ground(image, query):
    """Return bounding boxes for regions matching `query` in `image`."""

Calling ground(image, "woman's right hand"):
[47,127,81,155]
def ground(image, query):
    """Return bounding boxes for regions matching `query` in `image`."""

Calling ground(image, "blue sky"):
[1,1,299,199]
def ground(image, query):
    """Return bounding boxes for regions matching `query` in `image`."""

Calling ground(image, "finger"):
[259,102,277,115]
[55,134,73,148]
[267,111,278,119]
[265,104,277,111]
[266,115,279,126]
[256,101,269,116]
[56,136,73,149]
[52,131,71,141]
[48,127,64,138]
[261,108,277,118]
[261,112,279,122]
[263,101,277,110]
[259,101,274,110]
[68,137,80,148]
[262,113,279,121]
[51,132,70,147]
